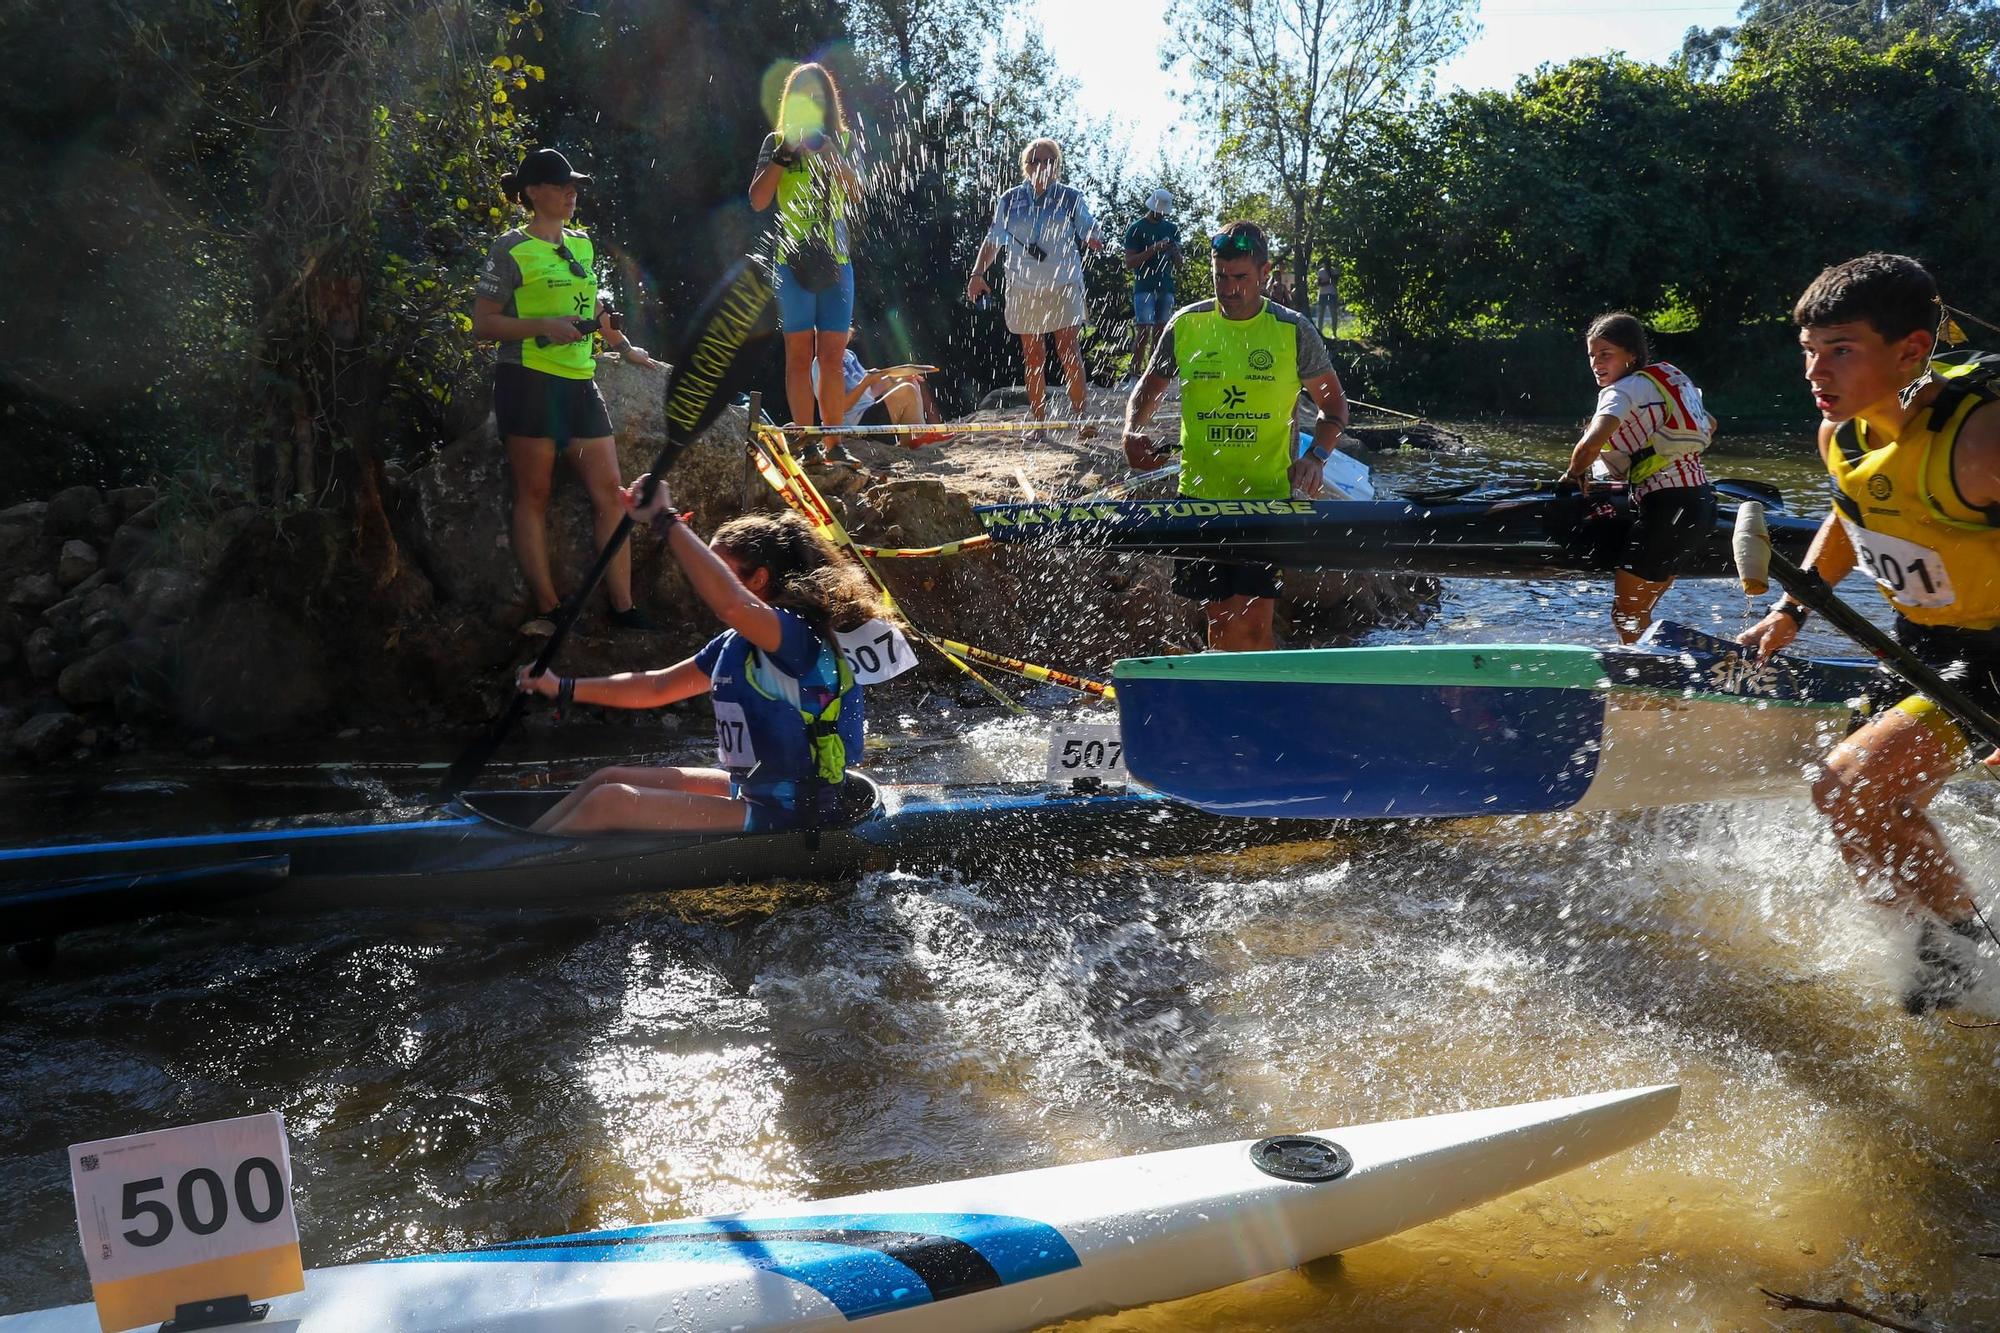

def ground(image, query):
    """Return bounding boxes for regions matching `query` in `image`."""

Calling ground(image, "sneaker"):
[519,614,557,638]
[607,605,663,633]
[1902,914,1988,1015]
[1074,417,1100,441]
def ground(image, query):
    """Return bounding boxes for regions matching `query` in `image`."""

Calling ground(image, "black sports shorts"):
[1172,557,1281,603]
[1619,484,1717,582]
[493,363,614,444]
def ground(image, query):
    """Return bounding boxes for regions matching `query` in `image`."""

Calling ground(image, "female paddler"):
[517,479,896,836]
[473,147,661,637]
[1559,313,1717,642]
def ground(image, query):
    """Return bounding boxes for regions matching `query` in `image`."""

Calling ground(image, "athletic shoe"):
[906,429,957,447]
[607,606,663,633]
[1902,914,1988,1015]
[1074,417,1099,441]
[519,615,557,638]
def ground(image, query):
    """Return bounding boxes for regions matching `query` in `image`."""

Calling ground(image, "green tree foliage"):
[1164,0,1477,276]
[1682,0,2000,79]
[1337,35,2000,352]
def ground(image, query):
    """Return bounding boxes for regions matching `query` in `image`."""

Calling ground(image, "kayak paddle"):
[437,258,779,800]
[1732,500,2000,755]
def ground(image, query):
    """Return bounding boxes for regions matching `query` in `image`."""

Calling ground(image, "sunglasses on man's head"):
[552,242,589,281]
[1210,231,1262,255]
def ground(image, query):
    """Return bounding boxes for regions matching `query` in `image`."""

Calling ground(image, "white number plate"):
[1046,722,1127,781]
[713,700,756,769]
[1840,517,1956,608]
[70,1112,303,1330]
[835,619,916,684]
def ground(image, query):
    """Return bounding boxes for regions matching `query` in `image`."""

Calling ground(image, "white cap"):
[1146,188,1174,216]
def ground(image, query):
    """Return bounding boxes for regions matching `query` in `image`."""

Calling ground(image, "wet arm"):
[664,520,784,654]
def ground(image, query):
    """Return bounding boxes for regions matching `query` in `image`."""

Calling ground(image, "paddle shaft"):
[1764,545,2000,755]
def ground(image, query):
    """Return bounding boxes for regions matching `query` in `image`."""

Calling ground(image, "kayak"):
[1114,621,1876,820]
[0,777,1226,944]
[975,478,1820,579]
[0,1084,1678,1332]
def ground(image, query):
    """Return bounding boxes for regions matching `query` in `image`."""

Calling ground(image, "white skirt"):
[1005,282,1086,336]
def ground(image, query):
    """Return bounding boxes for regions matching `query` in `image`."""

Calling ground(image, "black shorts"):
[1618,484,1717,582]
[1172,557,1280,603]
[493,363,614,443]
[1863,618,2000,747]
[858,398,894,429]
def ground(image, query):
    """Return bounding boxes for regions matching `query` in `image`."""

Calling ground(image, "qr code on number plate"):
[79,1153,99,1171]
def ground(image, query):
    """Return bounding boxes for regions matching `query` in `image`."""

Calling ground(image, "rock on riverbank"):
[0,365,1432,761]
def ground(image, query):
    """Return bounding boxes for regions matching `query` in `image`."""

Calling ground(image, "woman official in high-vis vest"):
[1740,253,2000,1015]
[472,147,659,636]
[1560,312,1718,643]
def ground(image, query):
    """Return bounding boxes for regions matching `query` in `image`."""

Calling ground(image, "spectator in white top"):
[1561,311,1719,642]
[963,138,1106,437]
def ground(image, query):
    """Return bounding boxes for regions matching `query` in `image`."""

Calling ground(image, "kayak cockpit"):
[453,771,885,838]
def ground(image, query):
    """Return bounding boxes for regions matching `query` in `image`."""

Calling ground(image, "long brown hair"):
[1586,312,1650,368]
[776,62,849,141]
[713,512,887,635]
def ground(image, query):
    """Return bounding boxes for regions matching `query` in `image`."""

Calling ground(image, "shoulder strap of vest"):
[1923,349,2000,433]
[1830,418,1869,468]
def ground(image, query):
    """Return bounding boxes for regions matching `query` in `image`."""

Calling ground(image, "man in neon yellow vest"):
[1739,253,2000,1014]
[1120,221,1351,651]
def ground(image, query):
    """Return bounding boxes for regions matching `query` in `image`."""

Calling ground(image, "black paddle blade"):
[436,259,778,802]
[644,257,780,502]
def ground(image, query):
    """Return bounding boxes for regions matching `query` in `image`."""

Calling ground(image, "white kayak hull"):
[1,1085,1678,1333]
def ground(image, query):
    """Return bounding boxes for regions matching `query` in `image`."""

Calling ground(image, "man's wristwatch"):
[1771,598,1811,627]
[1305,443,1333,463]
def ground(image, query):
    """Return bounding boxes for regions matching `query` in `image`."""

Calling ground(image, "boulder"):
[104,522,162,578]
[57,539,100,588]
[83,610,126,650]
[8,573,58,611]
[46,485,103,539]
[87,504,118,541]
[0,501,47,525]
[107,486,158,521]
[126,568,197,624]
[175,597,333,741]
[402,354,750,617]
[42,596,83,634]
[23,627,63,681]
[13,709,82,763]
[0,522,42,583]
[58,642,139,707]
[80,583,127,620]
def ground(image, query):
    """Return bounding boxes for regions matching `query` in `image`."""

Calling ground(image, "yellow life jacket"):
[1823,350,2000,629]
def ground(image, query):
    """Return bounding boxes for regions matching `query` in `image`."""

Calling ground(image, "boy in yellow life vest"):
[1120,221,1352,651]
[1739,253,2000,1014]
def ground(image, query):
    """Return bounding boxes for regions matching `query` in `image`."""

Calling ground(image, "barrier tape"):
[776,417,1123,437]
[748,425,1023,713]
[930,638,1115,701]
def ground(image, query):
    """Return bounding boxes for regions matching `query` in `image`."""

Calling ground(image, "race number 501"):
[70,1112,303,1332]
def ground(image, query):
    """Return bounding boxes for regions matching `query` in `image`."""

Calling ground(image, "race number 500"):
[70,1112,303,1332]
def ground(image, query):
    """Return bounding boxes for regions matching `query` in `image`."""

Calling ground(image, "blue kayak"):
[1113,622,1877,820]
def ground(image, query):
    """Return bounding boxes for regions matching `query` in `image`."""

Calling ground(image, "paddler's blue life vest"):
[696,609,864,826]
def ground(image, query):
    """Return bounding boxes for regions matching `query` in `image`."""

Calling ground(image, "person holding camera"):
[750,62,863,448]
[472,147,660,637]
[964,138,1106,438]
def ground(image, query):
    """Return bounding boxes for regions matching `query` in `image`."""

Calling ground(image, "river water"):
[2,422,1997,1329]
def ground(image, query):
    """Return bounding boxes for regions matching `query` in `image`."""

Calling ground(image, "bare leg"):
[1206,595,1277,652]
[783,330,818,426]
[1020,333,1048,420]
[568,436,633,612]
[1811,708,1977,919]
[507,435,560,614]
[814,329,851,431]
[880,381,922,426]
[1052,325,1088,418]
[1611,569,1672,644]
[532,765,734,834]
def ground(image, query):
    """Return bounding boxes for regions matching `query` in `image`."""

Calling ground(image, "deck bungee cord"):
[749,422,1114,704]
